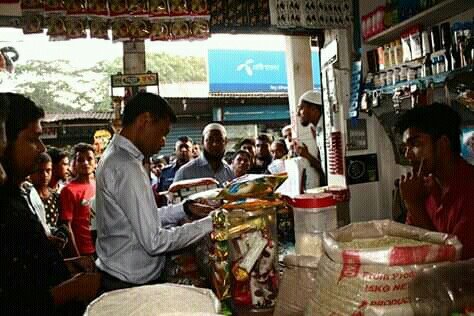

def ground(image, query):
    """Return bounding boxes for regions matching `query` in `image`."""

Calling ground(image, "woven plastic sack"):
[274,255,320,316]
[306,220,462,316]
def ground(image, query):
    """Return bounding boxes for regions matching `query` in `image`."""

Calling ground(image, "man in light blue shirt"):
[173,123,234,186]
[95,92,214,291]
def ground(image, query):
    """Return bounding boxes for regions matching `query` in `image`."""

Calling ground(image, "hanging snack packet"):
[66,16,87,39]
[111,19,130,41]
[21,0,44,11]
[190,18,210,39]
[170,19,190,40]
[89,17,110,39]
[22,12,44,34]
[44,0,65,12]
[218,174,287,201]
[128,0,148,16]
[109,0,128,17]
[149,0,169,17]
[47,14,67,40]
[88,0,108,16]
[169,0,189,16]
[189,0,208,16]
[64,0,87,15]
[129,18,150,40]
[150,19,170,41]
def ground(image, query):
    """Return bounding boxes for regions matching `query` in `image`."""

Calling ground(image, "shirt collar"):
[112,134,144,161]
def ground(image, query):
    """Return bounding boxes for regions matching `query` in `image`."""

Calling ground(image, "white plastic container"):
[288,193,337,258]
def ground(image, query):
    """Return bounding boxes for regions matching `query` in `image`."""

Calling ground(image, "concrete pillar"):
[123,40,146,75]
[285,36,313,137]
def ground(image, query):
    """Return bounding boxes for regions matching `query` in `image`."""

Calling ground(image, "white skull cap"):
[202,122,227,138]
[298,90,322,106]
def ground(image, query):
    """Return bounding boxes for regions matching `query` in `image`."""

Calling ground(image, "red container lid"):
[288,193,337,209]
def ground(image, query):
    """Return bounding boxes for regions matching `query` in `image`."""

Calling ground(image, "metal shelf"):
[364,64,474,95]
[365,0,474,46]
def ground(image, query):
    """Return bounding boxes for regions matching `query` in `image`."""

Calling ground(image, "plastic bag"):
[409,259,474,316]
[306,220,462,316]
[218,174,287,201]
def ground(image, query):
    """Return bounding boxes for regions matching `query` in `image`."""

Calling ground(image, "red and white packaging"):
[109,0,128,17]
[87,0,108,16]
[306,220,462,315]
[149,0,169,17]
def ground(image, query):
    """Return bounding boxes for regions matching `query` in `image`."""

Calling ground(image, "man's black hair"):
[395,103,462,154]
[47,147,70,165]
[257,134,272,144]
[232,149,252,162]
[38,152,52,164]
[122,92,177,127]
[0,93,9,122]
[240,138,256,147]
[177,136,193,144]
[2,93,44,143]
[73,143,95,157]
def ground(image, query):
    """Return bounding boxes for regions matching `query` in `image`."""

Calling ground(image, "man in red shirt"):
[60,143,96,257]
[396,103,474,259]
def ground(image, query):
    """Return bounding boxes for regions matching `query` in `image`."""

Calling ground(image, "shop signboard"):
[208,49,321,93]
[111,73,159,88]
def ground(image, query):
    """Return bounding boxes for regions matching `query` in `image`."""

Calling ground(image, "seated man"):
[396,103,474,259]
[0,93,100,315]
[173,123,234,186]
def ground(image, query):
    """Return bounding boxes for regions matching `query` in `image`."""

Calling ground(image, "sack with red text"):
[306,220,462,316]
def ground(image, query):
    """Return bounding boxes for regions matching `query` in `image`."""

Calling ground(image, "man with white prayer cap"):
[173,122,234,186]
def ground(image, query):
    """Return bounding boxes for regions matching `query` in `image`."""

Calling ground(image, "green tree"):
[11,52,206,113]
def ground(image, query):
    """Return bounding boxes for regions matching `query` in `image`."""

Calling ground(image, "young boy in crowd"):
[60,143,97,257]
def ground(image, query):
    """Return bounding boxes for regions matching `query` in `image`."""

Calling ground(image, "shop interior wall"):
[356,1,474,223]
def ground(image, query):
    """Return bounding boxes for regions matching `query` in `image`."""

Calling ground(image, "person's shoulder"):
[178,158,200,172]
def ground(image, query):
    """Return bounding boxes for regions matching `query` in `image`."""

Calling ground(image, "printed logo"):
[236,58,280,77]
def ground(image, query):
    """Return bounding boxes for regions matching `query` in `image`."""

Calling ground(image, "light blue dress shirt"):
[95,134,212,284]
[173,153,235,186]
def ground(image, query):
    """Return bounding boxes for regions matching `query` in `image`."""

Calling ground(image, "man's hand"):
[295,142,311,160]
[48,235,67,250]
[184,199,217,219]
[71,272,101,302]
[52,272,101,305]
[399,159,426,208]
[399,159,435,230]
[65,256,96,274]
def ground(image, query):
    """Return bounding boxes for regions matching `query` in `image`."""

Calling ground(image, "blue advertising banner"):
[208,49,321,93]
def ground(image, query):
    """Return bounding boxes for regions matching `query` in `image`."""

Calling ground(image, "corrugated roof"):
[43,112,114,123]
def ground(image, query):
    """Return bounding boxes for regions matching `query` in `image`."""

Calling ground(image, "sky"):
[0,27,287,68]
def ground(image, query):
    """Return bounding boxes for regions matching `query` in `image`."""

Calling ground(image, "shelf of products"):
[364,64,474,95]
[366,0,473,46]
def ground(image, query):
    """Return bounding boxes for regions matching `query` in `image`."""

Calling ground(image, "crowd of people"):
[0,91,324,315]
[1,89,473,315]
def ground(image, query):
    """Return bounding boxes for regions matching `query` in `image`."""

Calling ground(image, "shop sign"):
[111,73,159,87]
[208,49,321,93]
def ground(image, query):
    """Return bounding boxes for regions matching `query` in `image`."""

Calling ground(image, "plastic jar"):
[288,193,337,258]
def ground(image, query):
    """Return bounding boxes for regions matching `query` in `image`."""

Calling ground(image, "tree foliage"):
[10,52,206,113]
